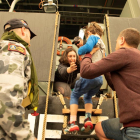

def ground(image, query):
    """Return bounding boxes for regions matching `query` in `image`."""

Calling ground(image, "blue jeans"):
[101,118,140,140]
[70,76,103,105]
[101,118,123,140]
[123,127,140,140]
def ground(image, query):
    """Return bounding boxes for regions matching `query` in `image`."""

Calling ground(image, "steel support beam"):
[59,11,120,16]
[0,3,123,10]
[58,4,122,10]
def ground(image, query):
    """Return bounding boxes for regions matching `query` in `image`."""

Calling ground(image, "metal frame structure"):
[0,0,127,25]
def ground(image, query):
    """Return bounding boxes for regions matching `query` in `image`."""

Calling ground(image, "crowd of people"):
[0,18,140,140]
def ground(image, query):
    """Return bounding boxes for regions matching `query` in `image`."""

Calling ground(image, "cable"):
[39,0,45,9]
[104,0,108,7]
[5,0,10,7]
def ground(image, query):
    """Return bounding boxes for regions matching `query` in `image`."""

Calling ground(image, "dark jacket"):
[80,47,140,125]
[55,63,80,85]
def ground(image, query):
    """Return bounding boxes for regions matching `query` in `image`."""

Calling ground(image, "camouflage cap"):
[72,36,82,44]
[4,18,36,39]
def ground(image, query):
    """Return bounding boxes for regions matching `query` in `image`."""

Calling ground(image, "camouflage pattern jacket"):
[0,39,35,140]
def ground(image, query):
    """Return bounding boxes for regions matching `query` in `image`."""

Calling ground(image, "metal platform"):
[61,133,98,140]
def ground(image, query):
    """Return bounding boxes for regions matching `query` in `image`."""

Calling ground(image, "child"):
[65,22,106,133]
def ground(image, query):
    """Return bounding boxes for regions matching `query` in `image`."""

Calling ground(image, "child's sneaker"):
[81,117,93,133]
[64,121,79,134]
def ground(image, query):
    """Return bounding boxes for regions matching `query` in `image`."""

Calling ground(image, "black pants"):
[53,82,72,97]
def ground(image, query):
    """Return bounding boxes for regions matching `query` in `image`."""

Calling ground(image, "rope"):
[56,91,68,134]
[96,116,99,124]
[105,14,112,54]
[113,91,118,118]
[95,93,107,123]
[96,94,104,109]
[41,12,59,140]
[105,14,118,118]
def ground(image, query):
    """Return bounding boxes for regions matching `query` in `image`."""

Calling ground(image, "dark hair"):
[59,48,80,65]
[119,28,140,48]
[85,22,103,38]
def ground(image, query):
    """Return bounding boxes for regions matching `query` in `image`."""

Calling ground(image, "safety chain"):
[41,12,59,140]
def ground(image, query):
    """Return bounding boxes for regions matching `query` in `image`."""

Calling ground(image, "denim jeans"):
[123,127,140,140]
[101,118,140,140]
[101,118,123,140]
[70,76,103,105]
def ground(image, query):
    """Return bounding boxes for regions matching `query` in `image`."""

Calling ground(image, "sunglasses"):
[74,41,80,45]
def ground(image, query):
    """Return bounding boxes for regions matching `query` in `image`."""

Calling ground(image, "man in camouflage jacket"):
[0,19,37,140]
